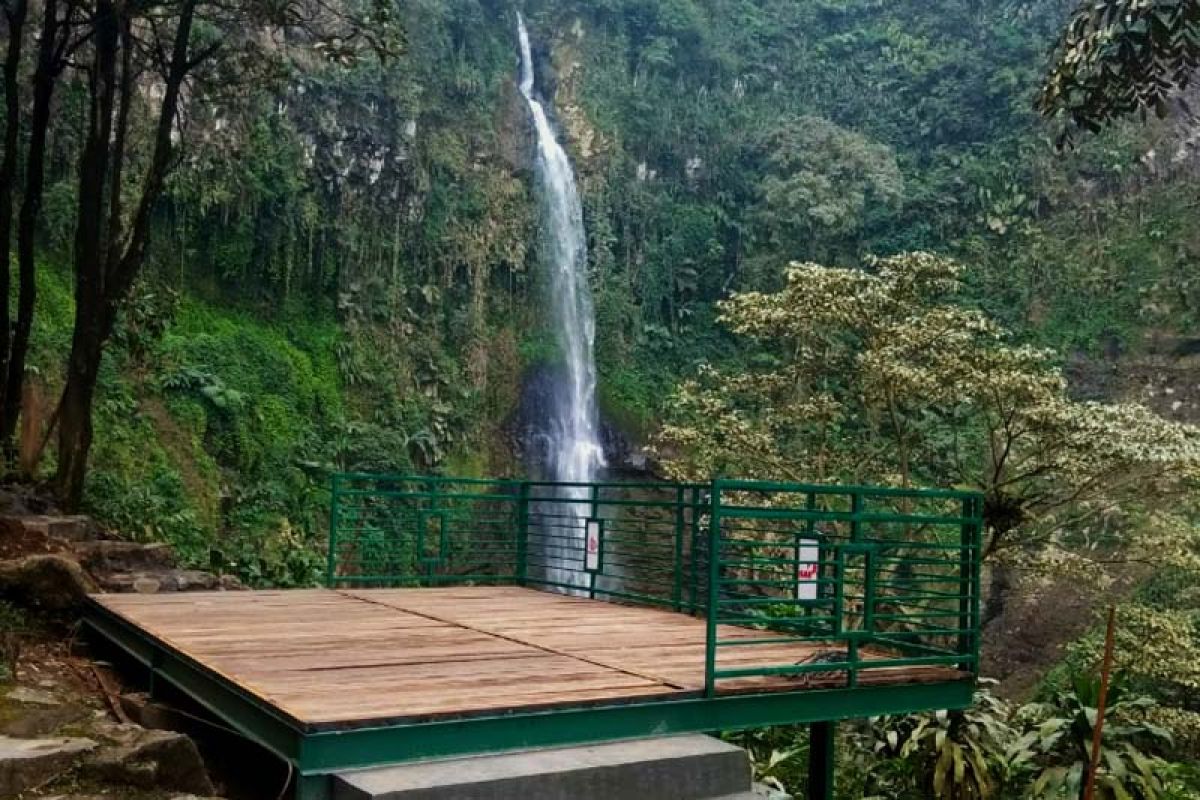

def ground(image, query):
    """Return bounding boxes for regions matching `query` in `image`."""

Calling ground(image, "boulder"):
[0,734,96,795]
[0,703,89,737]
[85,723,214,795]
[7,686,61,706]
[73,540,175,574]
[0,555,97,612]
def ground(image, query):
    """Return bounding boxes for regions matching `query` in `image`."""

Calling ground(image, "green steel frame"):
[85,474,984,800]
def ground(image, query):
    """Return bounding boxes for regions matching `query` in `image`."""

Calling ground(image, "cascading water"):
[516,13,605,591]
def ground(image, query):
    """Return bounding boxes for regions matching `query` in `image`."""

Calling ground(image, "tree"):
[752,116,902,263]
[0,0,77,463]
[1040,1,1200,143]
[0,1,27,398]
[49,0,396,506]
[656,253,1200,598]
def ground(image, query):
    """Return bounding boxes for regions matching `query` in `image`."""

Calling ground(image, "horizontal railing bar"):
[713,653,974,679]
[714,635,834,647]
[718,507,974,526]
[718,596,838,608]
[873,624,975,636]
[525,480,709,491]
[337,489,521,502]
[868,637,959,656]
[713,478,981,501]
[522,578,696,610]
[715,634,841,646]
[873,611,962,620]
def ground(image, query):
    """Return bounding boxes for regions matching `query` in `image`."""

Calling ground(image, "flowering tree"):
[657,252,1200,587]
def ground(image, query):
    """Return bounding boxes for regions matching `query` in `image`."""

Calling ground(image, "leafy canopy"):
[1041,0,1200,143]
[657,252,1200,564]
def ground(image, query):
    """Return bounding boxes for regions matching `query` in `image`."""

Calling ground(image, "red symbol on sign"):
[797,563,818,580]
[587,536,599,554]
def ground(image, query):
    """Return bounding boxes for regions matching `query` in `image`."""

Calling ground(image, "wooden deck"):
[91,587,963,730]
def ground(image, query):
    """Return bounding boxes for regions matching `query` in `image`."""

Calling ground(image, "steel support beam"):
[807,720,835,800]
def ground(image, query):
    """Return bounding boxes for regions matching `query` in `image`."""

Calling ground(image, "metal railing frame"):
[327,474,984,697]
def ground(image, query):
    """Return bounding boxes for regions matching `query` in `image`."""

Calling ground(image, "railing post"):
[849,490,862,542]
[847,491,862,687]
[861,546,876,681]
[673,485,685,612]
[959,495,981,673]
[690,486,704,616]
[424,479,440,586]
[326,473,340,588]
[704,481,722,698]
[515,482,530,586]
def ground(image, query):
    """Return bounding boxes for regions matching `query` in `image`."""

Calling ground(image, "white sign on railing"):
[585,520,602,572]
[796,539,820,601]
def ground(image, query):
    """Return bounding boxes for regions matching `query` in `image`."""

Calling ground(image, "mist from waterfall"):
[517,13,605,590]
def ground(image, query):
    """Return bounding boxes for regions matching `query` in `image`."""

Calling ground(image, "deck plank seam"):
[335,589,692,691]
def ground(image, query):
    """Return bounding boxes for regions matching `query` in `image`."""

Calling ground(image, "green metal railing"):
[327,474,984,695]
[702,479,983,696]
[328,474,523,585]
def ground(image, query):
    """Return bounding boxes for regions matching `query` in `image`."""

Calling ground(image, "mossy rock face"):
[0,556,97,614]
[0,734,97,795]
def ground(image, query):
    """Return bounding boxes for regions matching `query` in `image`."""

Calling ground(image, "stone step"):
[73,540,176,573]
[0,734,96,795]
[332,735,752,800]
[3,514,97,543]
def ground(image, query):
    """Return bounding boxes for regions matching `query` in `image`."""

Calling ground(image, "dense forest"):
[3,0,1200,797]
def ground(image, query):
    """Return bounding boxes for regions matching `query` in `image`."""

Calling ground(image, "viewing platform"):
[84,476,984,799]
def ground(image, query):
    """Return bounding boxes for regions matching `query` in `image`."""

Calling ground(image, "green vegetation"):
[731,677,1195,799]
[4,0,1200,794]
[0,601,27,680]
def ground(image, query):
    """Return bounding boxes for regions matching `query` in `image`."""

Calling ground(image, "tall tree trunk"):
[56,317,103,507]
[3,0,60,454]
[55,0,118,508]
[56,0,197,507]
[0,0,28,419]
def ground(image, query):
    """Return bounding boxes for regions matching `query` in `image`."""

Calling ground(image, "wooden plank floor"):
[92,587,963,729]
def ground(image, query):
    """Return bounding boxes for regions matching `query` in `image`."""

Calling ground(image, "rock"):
[0,734,96,795]
[0,703,89,737]
[118,692,188,732]
[86,723,214,795]
[218,574,244,590]
[73,540,175,573]
[133,577,162,594]
[96,568,223,594]
[0,555,97,612]
[2,514,96,543]
[7,686,61,706]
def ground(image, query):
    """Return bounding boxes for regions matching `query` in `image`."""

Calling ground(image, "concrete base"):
[332,735,752,800]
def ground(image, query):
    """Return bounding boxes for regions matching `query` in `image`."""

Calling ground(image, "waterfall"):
[517,13,605,591]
